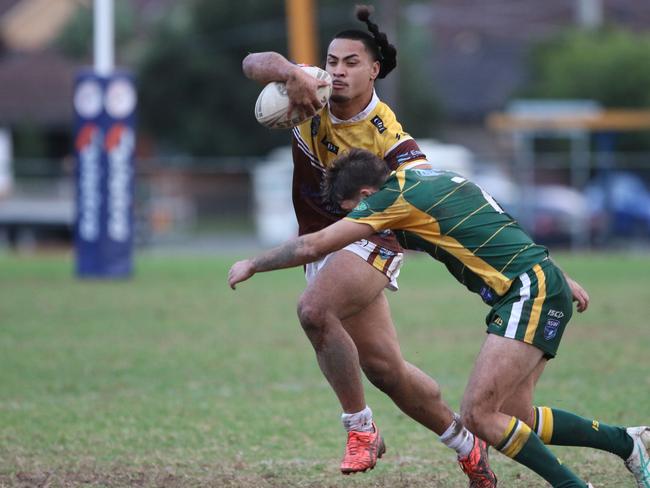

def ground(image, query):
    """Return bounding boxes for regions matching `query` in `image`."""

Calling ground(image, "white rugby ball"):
[255,66,332,129]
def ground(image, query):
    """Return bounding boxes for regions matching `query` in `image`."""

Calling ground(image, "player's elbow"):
[242,54,257,78]
[242,51,282,80]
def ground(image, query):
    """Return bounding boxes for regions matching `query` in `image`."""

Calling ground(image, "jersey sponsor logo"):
[547,309,565,319]
[480,286,495,304]
[379,248,396,260]
[371,115,387,134]
[544,318,561,340]
[354,201,369,212]
[396,149,425,165]
[321,136,339,154]
[310,115,321,136]
[413,168,443,178]
[492,315,504,327]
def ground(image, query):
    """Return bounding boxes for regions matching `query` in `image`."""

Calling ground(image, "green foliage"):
[526,27,650,108]
[0,252,648,486]
[137,1,291,158]
[11,124,47,159]
[136,1,440,157]
[396,22,441,137]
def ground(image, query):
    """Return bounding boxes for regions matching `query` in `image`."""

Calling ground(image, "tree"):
[525,28,650,108]
[524,27,650,150]
[137,1,291,158]
[56,2,136,61]
[136,0,440,158]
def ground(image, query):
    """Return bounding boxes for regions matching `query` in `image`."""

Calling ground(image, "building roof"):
[0,0,78,51]
[0,50,80,126]
[0,0,175,127]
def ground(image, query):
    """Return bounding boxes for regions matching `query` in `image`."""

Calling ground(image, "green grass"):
[0,251,648,487]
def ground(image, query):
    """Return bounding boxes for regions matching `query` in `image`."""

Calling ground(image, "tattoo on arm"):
[243,52,296,84]
[252,237,312,272]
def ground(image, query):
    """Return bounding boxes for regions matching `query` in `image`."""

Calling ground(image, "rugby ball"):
[255,66,332,129]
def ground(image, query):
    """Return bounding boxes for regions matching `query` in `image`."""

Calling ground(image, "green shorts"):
[486,259,573,358]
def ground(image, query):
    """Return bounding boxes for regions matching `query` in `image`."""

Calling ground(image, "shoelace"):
[346,432,366,457]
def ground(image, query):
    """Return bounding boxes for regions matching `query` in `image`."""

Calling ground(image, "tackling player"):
[228,148,650,488]
[242,5,496,486]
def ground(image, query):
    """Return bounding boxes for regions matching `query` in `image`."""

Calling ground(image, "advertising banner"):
[73,70,137,277]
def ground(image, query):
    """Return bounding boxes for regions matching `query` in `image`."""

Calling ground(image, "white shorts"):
[304,239,403,291]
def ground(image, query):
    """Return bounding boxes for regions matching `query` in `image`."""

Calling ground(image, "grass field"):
[1,251,649,487]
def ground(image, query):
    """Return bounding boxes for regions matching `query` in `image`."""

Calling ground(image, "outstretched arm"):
[228,220,374,289]
[242,51,329,119]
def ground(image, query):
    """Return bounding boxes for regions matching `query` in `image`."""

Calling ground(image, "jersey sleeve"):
[344,174,411,231]
[375,110,427,170]
[384,138,428,170]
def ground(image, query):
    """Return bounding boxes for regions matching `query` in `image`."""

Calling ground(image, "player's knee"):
[460,397,490,435]
[502,403,535,427]
[296,297,328,343]
[460,406,482,435]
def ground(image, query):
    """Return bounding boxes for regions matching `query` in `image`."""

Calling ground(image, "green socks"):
[497,417,588,487]
[533,406,634,460]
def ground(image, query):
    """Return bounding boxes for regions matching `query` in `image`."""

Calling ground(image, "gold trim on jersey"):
[472,221,516,256]
[397,205,515,295]
[499,242,536,274]
[524,264,547,344]
[425,180,470,213]
[444,203,490,236]
[396,171,408,192]
[353,198,517,295]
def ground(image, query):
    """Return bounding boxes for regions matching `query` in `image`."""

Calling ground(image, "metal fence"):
[1,151,650,252]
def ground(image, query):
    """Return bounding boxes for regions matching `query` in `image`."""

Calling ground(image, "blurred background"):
[1,0,650,257]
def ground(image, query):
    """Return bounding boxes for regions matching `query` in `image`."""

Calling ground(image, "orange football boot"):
[340,422,386,474]
[458,436,498,487]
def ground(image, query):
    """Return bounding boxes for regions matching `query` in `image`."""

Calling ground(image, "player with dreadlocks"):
[241,6,497,485]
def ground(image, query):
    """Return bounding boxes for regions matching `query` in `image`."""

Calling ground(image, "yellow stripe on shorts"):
[370,252,388,273]
[524,264,547,344]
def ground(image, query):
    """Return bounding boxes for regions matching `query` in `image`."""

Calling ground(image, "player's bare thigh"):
[340,292,403,369]
[299,249,389,321]
[461,334,545,440]
[500,359,547,425]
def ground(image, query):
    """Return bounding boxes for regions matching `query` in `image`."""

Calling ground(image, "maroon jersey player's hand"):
[286,67,329,121]
[228,260,255,289]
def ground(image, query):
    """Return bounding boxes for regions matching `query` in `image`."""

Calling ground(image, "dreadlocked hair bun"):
[355,4,397,79]
[355,4,373,22]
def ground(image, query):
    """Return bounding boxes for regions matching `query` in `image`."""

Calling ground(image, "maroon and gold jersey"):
[291,90,426,250]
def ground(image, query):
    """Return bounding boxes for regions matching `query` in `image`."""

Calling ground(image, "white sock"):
[341,405,374,432]
[440,413,475,458]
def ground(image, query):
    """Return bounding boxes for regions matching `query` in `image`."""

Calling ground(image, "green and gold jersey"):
[345,168,549,302]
